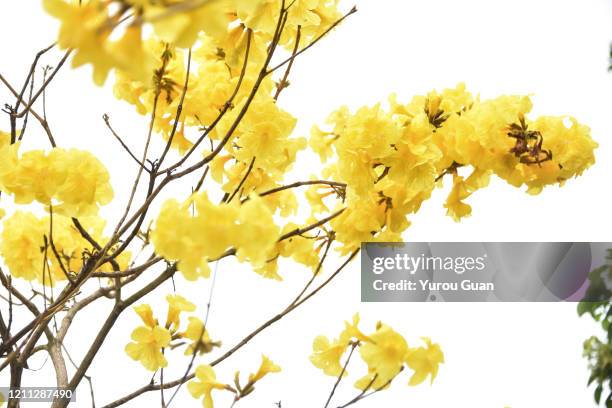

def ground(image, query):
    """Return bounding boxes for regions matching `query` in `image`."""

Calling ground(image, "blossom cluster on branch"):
[0,0,599,407]
[311,85,597,253]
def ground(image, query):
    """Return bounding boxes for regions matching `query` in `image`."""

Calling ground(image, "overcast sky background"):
[1,1,612,407]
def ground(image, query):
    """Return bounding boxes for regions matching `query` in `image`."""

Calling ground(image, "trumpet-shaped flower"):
[152,193,279,280]
[124,325,171,371]
[0,147,113,217]
[248,355,281,383]
[355,323,409,390]
[405,337,445,386]
[182,317,221,355]
[188,365,229,408]
[165,294,196,329]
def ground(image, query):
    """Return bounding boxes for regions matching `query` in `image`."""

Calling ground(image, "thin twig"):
[225,157,255,203]
[267,6,357,74]
[0,72,56,146]
[324,342,358,408]
[274,25,301,100]
[156,48,193,170]
[158,29,253,175]
[102,114,148,171]
[15,49,72,118]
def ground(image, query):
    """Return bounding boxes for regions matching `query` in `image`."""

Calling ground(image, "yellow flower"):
[0,147,113,217]
[146,1,231,48]
[309,335,349,377]
[125,325,171,371]
[108,24,156,84]
[444,169,491,222]
[152,193,279,280]
[309,314,370,377]
[188,365,229,408]
[47,148,114,216]
[248,355,281,383]
[165,294,196,329]
[43,0,113,85]
[219,95,303,181]
[405,337,444,386]
[0,130,9,145]
[0,211,121,285]
[305,184,332,214]
[521,116,597,194]
[277,222,321,271]
[310,125,336,162]
[151,193,237,280]
[235,0,342,48]
[340,313,372,344]
[182,317,221,355]
[134,304,157,328]
[235,194,280,268]
[253,257,282,281]
[355,323,408,390]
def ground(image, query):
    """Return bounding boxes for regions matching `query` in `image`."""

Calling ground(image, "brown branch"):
[279,209,345,241]
[211,208,345,261]
[225,156,255,203]
[274,25,301,100]
[267,6,357,74]
[14,42,56,112]
[256,180,346,199]
[156,47,193,170]
[17,62,36,142]
[52,264,178,408]
[288,234,333,308]
[15,49,72,118]
[194,165,209,192]
[324,341,359,408]
[90,256,162,279]
[0,72,56,146]
[159,29,253,175]
[48,207,75,285]
[102,114,148,171]
[337,367,403,408]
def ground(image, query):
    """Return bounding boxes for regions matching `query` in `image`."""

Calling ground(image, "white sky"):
[1,1,612,407]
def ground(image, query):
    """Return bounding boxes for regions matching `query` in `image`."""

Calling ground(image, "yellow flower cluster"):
[43,0,156,85]
[254,221,324,280]
[114,40,307,202]
[0,144,113,217]
[310,314,444,390]
[188,355,280,408]
[113,38,307,210]
[44,0,341,85]
[215,94,304,183]
[0,212,128,285]
[44,0,338,206]
[235,0,342,47]
[125,295,220,371]
[151,193,280,280]
[312,84,597,253]
[113,38,249,154]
